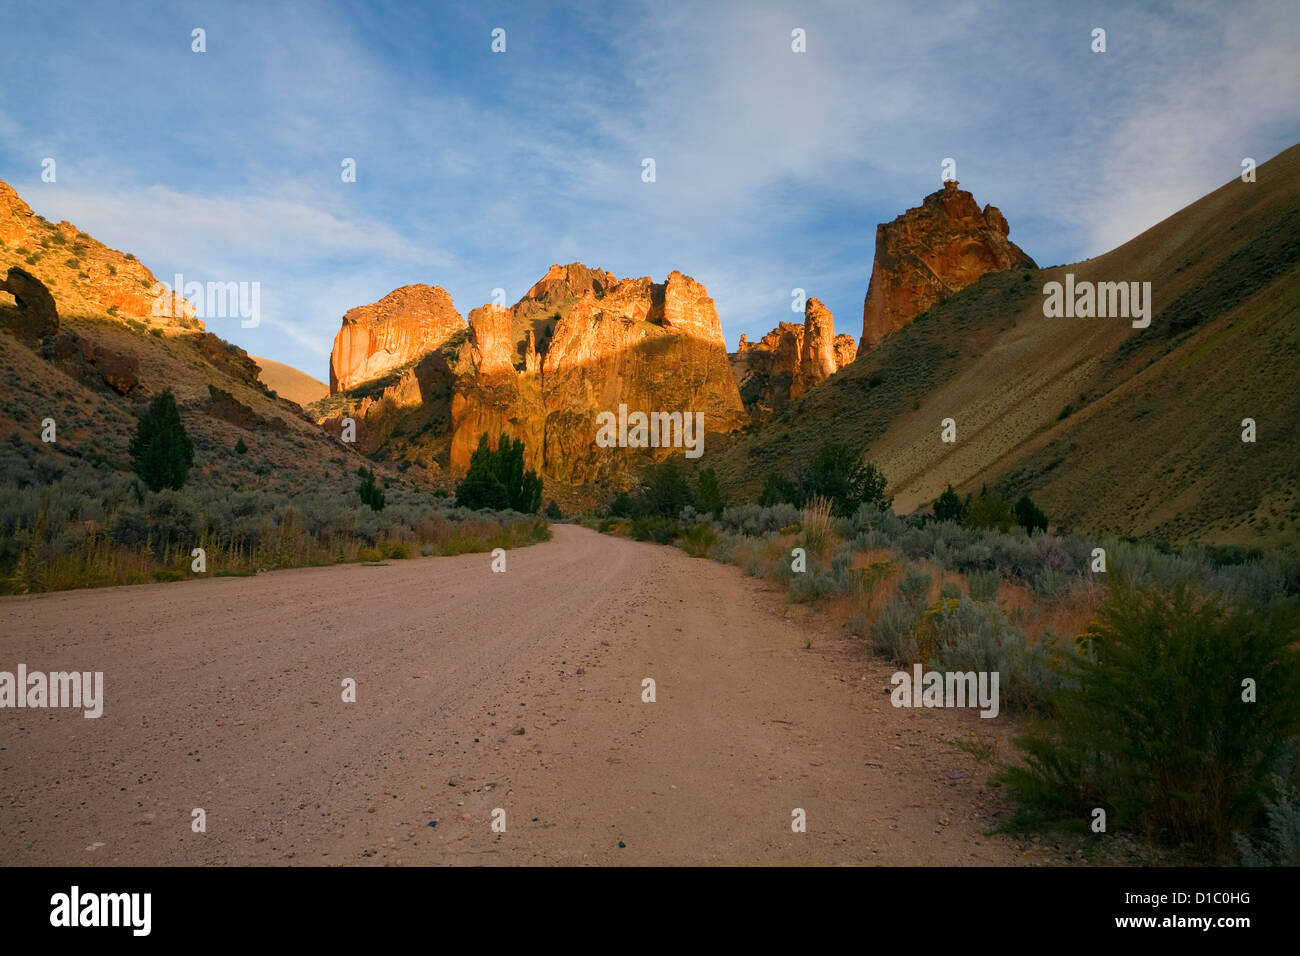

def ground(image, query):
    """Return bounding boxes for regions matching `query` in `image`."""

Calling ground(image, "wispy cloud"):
[1,0,1295,372]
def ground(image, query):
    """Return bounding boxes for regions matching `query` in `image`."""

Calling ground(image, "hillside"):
[0,178,389,506]
[250,354,329,407]
[712,144,1300,548]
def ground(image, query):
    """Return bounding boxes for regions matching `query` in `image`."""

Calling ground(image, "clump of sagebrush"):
[996,579,1300,857]
[1234,740,1300,866]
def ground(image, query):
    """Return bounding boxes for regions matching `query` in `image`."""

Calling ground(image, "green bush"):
[608,492,634,518]
[629,515,680,544]
[678,523,718,558]
[801,441,891,517]
[997,580,1300,854]
[129,389,194,492]
[758,472,799,507]
[963,487,1015,532]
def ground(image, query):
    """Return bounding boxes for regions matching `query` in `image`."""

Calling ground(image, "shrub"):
[234,438,248,455]
[997,581,1300,854]
[967,569,1001,603]
[759,472,799,507]
[963,488,1015,532]
[629,515,680,544]
[678,523,718,558]
[608,492,634,518]
[129,389,194,492]
[544,500,563,520]
[1234,740,1300,866]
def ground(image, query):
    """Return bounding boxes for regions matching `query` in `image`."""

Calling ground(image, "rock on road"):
[0,525,1035,865]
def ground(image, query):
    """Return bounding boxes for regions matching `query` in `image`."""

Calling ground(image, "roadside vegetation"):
[0,412,548,592]
[591,441,1300,865]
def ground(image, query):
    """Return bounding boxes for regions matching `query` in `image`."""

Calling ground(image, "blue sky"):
[2,0,1297,380]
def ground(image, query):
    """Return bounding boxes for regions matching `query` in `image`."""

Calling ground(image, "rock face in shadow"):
[329,284,464,393]
[730,297,853,418]
[0,266,58,340]
[859,179,1036,350]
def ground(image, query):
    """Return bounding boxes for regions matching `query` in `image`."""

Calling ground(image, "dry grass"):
[801,495,834,558]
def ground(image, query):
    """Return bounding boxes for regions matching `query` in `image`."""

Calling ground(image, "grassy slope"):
[712,144,1300,548]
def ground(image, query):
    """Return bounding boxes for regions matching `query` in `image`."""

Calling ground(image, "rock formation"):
[193,332,261,386]
[730,297,853,417]
[859,179,1036,350]
[0,266,58,340]
[324,265,747,489]
[329,284,464,393]
[0,179,197,327]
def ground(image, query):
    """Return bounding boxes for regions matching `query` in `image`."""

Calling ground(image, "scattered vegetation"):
[594,485,1300,862]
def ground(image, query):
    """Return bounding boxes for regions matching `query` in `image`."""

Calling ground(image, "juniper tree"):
[128,388,194,492]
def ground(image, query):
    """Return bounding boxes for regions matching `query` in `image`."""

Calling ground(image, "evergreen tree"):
[129,388,194,492]
[357,466,385,512]
[693,466,725,517]
[800,440,890,516]
[634,457,694,518]
[1014,494,1048,535]
[455,433,543,513]
[933,483,967,523]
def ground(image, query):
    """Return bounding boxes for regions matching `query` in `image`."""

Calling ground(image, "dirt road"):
[0,525,1047,865]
